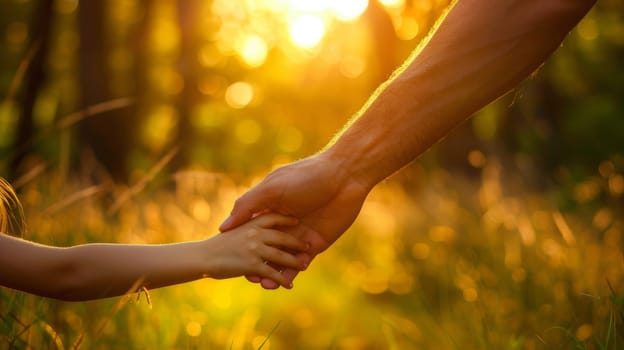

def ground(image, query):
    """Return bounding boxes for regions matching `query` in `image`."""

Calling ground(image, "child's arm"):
[0,214,307,301]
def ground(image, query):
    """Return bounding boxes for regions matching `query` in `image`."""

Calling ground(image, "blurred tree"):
[78,0,147,182]
[10,0,53,179]
[173,0,202,171]
[497,2,624,182]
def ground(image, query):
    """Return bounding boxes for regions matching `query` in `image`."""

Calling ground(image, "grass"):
[1,157,623,349]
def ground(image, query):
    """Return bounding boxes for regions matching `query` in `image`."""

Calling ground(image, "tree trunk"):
[10,0,54,179]
[78,1,137,182]
[173,0,202,171]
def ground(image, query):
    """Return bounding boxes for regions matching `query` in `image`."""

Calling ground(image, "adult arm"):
[220,0,597,288]
[323,0,597,189]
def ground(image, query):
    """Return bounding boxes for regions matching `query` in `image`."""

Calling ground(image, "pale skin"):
[219,0,598,288]
[0,213,308,301]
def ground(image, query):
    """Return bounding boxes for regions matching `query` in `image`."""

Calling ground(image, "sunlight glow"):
[289,14,326,48]
[330,0,368,22]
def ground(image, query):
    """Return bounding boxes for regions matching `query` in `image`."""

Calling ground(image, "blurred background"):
[1,0,623,349]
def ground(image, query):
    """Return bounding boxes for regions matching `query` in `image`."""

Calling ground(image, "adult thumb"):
[219,189,269,231]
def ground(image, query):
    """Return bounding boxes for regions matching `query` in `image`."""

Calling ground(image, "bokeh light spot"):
[331,0,368,22]
[396,17,419,41]
[592,208,612,231]
[360,269,389,294]
[609,175,624,195]
[289,15,326,49]
[55,0,78,14]
[389,270,413,295]
[379,0,404,9]
[463,288,478,302]
[468,150,486,168]
[186,321,202,337]
[239,35,269,67]
[577,17,598,41]
[576,324,593,342]
[277,126,303,152]
[235,119,262,144]
[411,243,430,260]
[149,19,179,53]
[225,82,254,109]
[191,199,211,223]
[339,55,365,78]
[598,160,615,178]
[142,105,178,150]
[198,45,225,67]
[428,225,456,243]
[289,0,331,13]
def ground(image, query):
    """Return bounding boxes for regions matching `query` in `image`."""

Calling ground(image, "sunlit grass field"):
[1,156,622,349]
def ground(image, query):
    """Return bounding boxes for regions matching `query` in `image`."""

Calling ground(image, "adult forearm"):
[324,0,595,187]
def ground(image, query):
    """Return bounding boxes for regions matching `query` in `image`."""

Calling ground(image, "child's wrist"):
[196,239,217,278]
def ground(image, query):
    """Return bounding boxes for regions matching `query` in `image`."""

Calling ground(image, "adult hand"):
[219,152,372,289]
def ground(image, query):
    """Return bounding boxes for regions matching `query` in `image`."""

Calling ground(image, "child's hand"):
[204,213,309,288]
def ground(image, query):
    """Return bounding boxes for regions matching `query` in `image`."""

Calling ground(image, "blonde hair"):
[0,177,25,237]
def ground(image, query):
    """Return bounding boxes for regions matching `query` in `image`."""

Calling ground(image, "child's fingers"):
[245,275,262,283]
[260,245,306,270]
[263,229,309,252]
[252,213,298,228]
[259,252,305,289]
[255,263,292,289]
[261,268,298,290]
[260,278,280,290]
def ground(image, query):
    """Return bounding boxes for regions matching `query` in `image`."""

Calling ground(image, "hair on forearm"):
[0,178,26,237]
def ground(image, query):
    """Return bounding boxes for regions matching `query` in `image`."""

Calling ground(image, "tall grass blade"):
[4,40,40,102]
[108,147,178,215]
[257,321,281,350]
[43,185,106,215]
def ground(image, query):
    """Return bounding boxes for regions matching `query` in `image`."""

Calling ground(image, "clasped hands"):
[219,153,372,289]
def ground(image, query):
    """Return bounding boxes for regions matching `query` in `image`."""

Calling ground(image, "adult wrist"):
[318,145,380,191]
